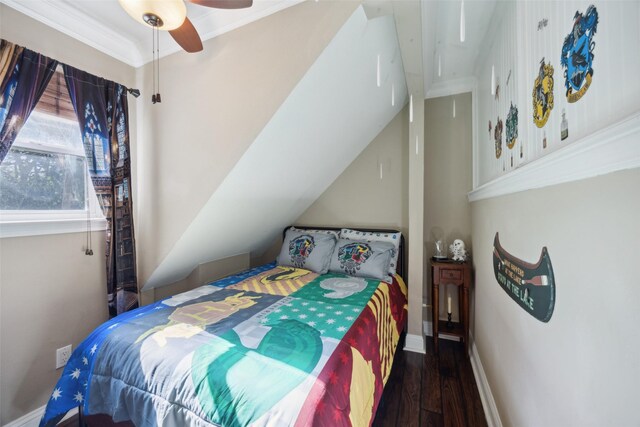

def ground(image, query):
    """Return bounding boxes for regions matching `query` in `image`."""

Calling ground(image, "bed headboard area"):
[283,225,406,282]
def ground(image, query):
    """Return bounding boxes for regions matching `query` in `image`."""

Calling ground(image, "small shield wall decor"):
[494,117,503,159]
[532,58,554,128]
[561,5,599,103]
[493,233,556,322]
[505,103,518,149]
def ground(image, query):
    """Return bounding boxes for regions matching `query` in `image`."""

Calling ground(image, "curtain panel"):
[0,39,58,162]
[63,64,138,317]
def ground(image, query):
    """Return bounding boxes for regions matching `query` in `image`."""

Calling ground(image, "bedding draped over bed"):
[41,262,407,427]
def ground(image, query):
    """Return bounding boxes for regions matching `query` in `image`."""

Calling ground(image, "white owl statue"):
[449,239,468,262]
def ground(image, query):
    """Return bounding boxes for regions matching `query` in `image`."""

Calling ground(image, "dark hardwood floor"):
[373,338,488,427]
[61,338,486,427]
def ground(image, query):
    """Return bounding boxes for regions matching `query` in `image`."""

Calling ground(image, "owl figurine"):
[449,239,468,262]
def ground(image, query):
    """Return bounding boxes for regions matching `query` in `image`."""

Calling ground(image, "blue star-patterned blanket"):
[40,262,407,427]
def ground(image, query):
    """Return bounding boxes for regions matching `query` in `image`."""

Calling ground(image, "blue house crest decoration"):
[561,5,599,103]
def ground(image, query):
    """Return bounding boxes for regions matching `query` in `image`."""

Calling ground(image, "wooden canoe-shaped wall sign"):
[493,233,555,322]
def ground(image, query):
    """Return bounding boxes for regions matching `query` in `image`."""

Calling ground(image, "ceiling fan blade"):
[185,0,253,9]
[169,17,203,53]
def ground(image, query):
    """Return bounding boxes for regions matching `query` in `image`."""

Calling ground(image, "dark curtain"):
[63,64,138,317]
[0,39,58,163]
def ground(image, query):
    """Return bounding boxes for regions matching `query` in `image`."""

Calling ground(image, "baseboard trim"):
[422,324,501,427]
[468,336,503,427]
[4,405,77,427]
[403,333,426,354]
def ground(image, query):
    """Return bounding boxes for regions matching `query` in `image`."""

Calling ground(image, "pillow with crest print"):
[329,238,395,282]
[340,228,401,278]
[276,228,337,274]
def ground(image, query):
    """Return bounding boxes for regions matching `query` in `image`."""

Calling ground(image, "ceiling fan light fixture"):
[118,0,187,30]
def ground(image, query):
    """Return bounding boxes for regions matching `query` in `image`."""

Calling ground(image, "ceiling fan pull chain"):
[120,0,249,55]
[157,25,161,103]
[154,26,156,102]
[151,25,156,104]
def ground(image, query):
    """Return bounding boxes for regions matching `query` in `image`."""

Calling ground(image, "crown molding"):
[147,0,306,65]
[425,76,476,99]
[196,0,306,47]
[1,0,306,68]
[1,0,145,67]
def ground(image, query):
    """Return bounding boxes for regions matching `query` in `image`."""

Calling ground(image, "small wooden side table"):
[431,260,472,356]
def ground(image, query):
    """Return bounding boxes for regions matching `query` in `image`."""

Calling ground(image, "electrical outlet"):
[56,345,72,369]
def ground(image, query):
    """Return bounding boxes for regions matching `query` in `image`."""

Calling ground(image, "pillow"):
[289,226,340,239]
[277,229,337,274]
[340,228,401,277]
[329,238,395,282]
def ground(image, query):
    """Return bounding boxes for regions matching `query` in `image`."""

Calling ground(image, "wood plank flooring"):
[61,338,486,427]
[373,338,488,427]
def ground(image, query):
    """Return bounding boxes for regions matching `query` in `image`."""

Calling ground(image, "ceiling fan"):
[118,0,254,53]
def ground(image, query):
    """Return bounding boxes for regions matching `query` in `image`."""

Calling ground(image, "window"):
[0,68,105,237]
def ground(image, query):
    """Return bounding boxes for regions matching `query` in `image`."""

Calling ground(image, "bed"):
[41,226,407,427]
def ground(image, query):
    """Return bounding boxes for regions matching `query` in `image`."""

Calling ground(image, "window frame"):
[0,74,107,238]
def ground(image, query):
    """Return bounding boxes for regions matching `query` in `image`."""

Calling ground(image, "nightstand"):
[431,260,472,356]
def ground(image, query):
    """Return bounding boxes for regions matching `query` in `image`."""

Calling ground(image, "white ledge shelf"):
[468,112,640,202]
[0,218,107,239]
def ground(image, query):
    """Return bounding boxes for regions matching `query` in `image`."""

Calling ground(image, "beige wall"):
[406,93,425,339]
[291,104,430,339]
[471,168,640,426]
[152,253,249,302]
[0,4,136,424]
[257,106,409,266]
[135,0,359,289]
[0,5,135,87]
[0,232,108,424]
[296,106,409,236]
[424,94,472,323]
[470,3,640,425]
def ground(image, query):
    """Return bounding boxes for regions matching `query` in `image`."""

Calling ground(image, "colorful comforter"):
[41,262,407,427]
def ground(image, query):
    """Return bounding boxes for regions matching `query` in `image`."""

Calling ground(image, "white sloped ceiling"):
[144,6,407,290]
